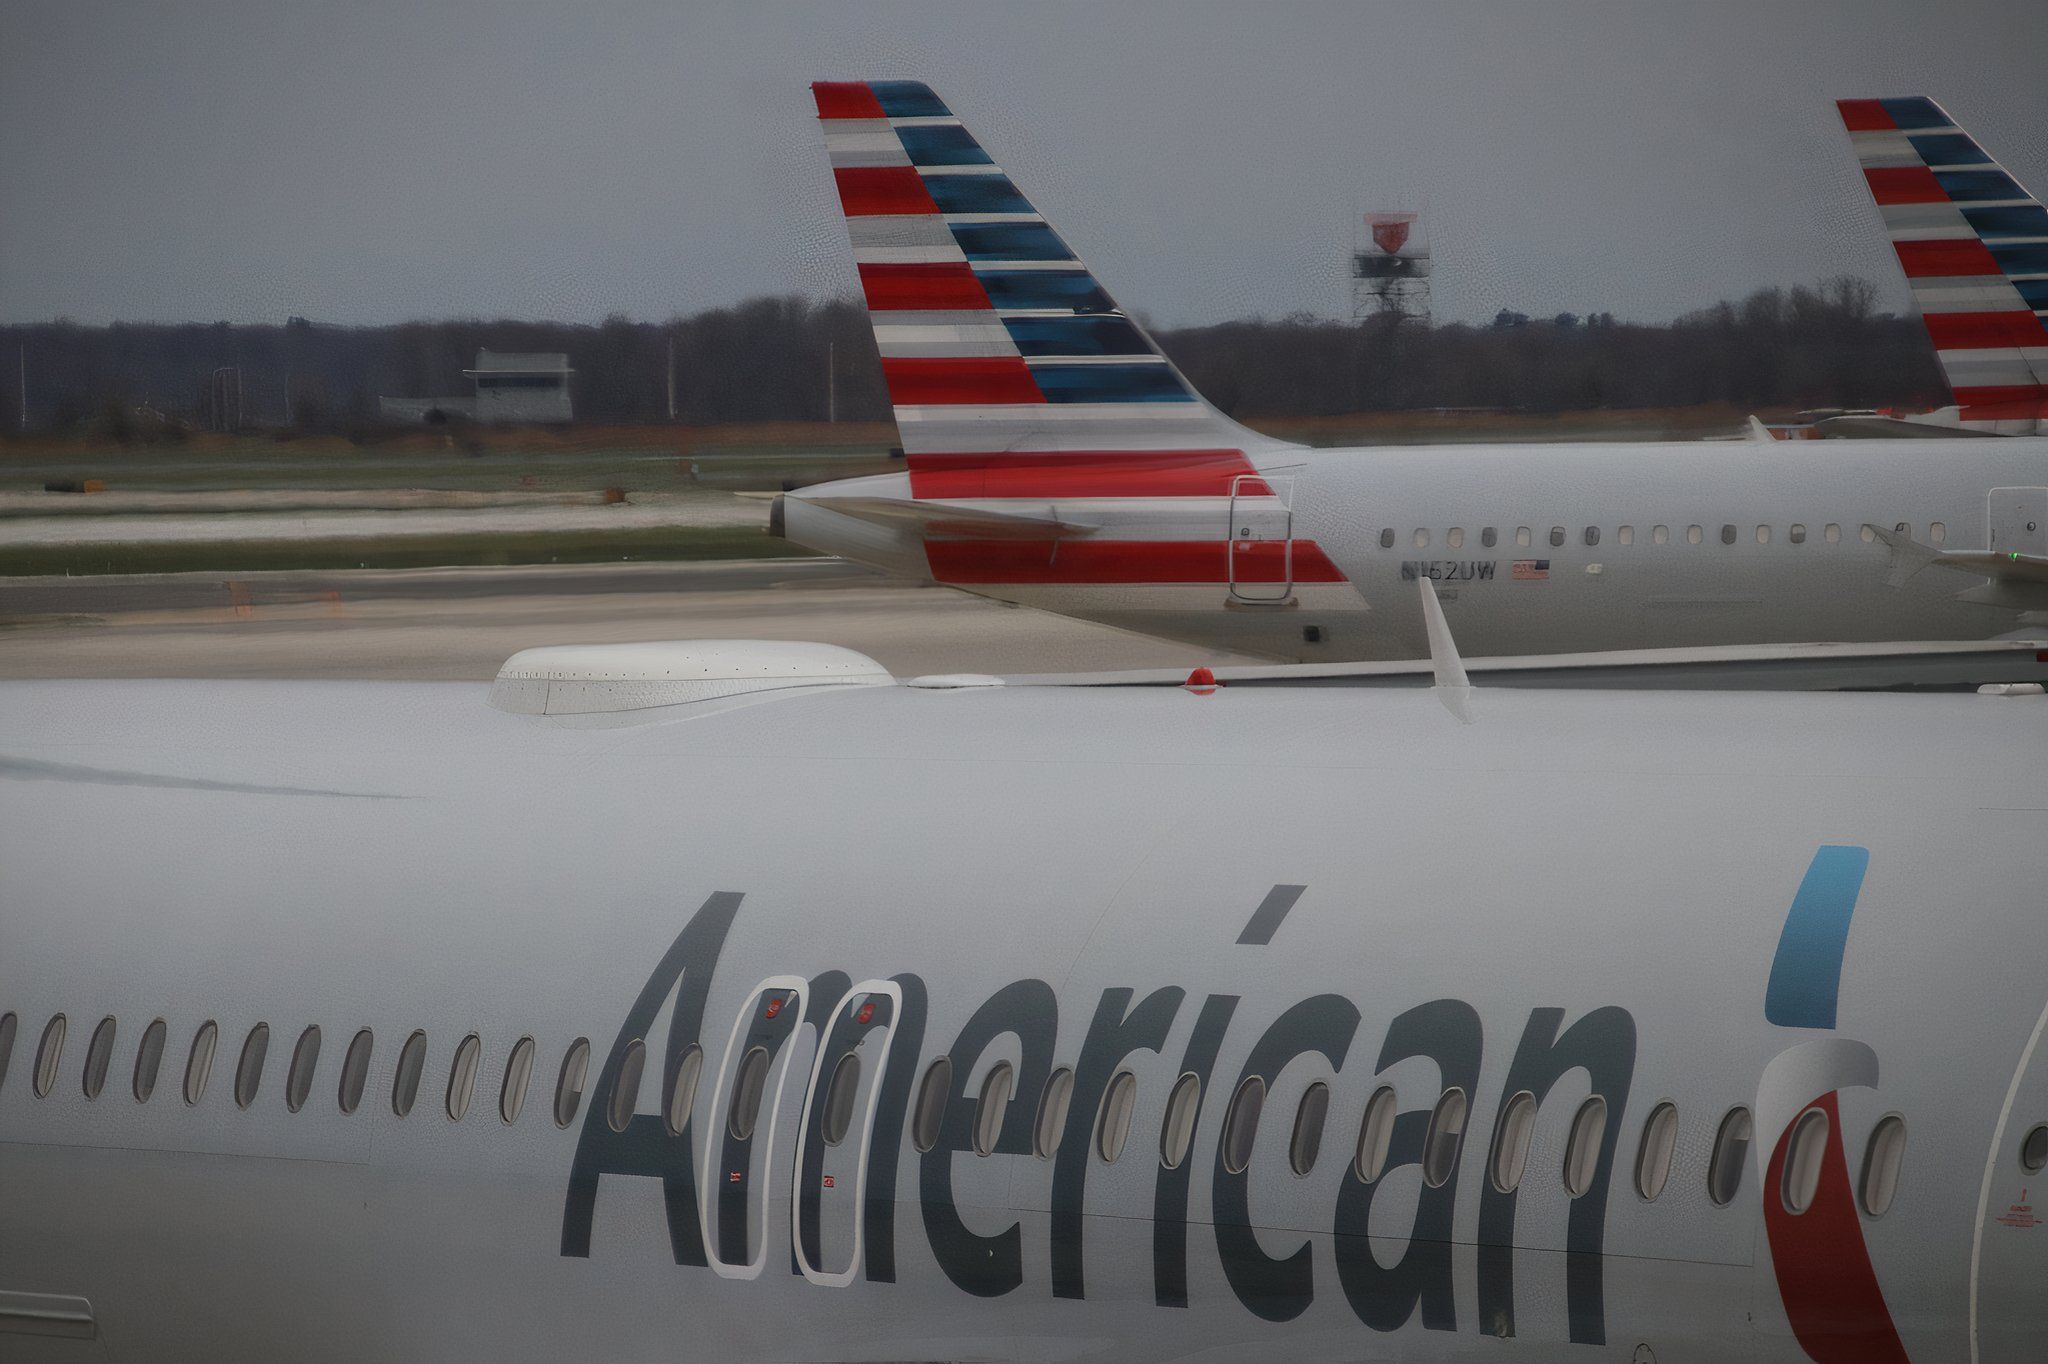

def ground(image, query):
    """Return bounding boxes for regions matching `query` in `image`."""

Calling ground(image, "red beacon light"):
[1183,666,1221,695]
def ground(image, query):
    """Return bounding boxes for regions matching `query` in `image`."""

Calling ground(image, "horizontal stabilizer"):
[805,495,1100,540]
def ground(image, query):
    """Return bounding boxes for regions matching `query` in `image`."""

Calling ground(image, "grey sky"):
[2,0,2042,328]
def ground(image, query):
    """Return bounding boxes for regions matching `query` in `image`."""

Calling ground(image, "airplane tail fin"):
[1837,97,2048,417]
[812,81,1294,458]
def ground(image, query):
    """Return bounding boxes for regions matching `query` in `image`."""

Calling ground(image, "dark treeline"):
[0,276,1945,437]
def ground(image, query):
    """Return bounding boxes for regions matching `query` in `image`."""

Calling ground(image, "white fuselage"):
[2,676,2047,1361]
[784,436,2048,662]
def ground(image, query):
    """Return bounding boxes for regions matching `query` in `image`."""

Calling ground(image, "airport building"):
[379,350,574,424]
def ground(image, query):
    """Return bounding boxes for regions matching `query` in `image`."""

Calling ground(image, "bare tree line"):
[0,277,1945,439]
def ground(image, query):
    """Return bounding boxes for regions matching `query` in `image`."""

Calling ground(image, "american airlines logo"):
[559,889,1637,1347]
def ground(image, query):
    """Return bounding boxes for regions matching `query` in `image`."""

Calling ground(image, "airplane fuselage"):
[786,437,2048,663]
[3,677,2046,1360]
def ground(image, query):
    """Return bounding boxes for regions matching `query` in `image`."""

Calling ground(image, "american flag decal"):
[1511,560,1551,581]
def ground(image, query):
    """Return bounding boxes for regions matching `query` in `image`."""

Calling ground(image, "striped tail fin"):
[1838,97,2048,424]
[812,80,1294,458]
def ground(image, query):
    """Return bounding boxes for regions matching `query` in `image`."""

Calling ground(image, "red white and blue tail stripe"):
[813,80,1292,460]
[797,81,1355,637]
[1839,97,2048,433]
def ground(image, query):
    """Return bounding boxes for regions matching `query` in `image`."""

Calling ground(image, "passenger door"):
[1227,472,1295,604]
[791,982,901,1287]
[700,976,809,1279]
[1973,996,2048,1362]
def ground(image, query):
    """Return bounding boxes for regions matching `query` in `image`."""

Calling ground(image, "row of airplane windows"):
[1374,522,1945,551]
[10,1011,2044,1221]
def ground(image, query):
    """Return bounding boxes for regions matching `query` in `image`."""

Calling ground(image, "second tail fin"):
[1838,97,2048,422]
[813,80,1293,458]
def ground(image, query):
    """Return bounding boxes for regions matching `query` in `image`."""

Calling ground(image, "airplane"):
[778,81,2048,665]
[2,623,2046,1361]
[1781,97,2048,440]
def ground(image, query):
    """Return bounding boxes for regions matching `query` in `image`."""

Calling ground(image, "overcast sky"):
[2,0,2042,328]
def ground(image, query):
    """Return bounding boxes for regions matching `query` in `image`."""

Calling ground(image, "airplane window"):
[32,1014,65,1098]
[82,1016,116,1101]
[604,1037,643,1133]
[1859,524,1877,543]
[973,1061,1015,1156]
[1034,1066,1074,1158]
[1563,1096,1608,1197]
[1860,1115,1906,1217]
[1480,527,1497,548]
[553,1038,591,1128]
[1160,1072,1202,1169]
[1095,1070,1138,1163]
[1825,523,1841,543]
[1686,525,1703,545]
[1379,528,1395,549]
[184,1021,218,1105]
[285,1025,321,1114]
[234,1023,270,1110]
[1413,528,1430,549]
[448,1033,484,1123]
[1789,523,1807,544]
[1720,524,1737,546]
[0,1012,15,1094]
[1756,525,1770,544]
[1448,527,1465,550]
[1422,1088,1469,1188]
[1708,1106,1752,1205]
[392,1030,428,1118]
[1220,1075,1266,1174]
[1355,1085,1397,1183]
[501,1036,536,1125]
[1617,525,1633,545]
[911,1056,951,1153]
[2019,1123,2048,1174]
[1634,1102,1678,1201]
[665,1044,703,1136]
[1652,524,1669,545]
[730,1044,775,1141]
[1930,521,1946,545]
[1895,522,1911,537]
[338,1028,373,1115]
[132,1019,167,1103]
[1490,1091,1538,1193]
[1781,1106,1829,1214]
[1583,526,1600,547]
[1515,527,1531,548]
[1290,1081,1331,1176]
[821,1051,862,1147]
[1549,526,1566,548]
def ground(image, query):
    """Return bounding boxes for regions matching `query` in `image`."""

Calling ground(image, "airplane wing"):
[802,496,1100,540]
[1925,550,2048,584]
[1000,637,2048,692]
[1867,524,2048,588]
[1810,414,1996,439]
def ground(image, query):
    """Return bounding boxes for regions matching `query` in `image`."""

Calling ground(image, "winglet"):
[1747,415,1775,442]
[1419,577,1473,723]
